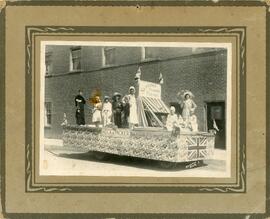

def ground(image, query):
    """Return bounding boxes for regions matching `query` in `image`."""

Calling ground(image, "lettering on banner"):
[139,80,161,99]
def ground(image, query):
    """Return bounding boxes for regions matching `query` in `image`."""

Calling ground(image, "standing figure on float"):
[180,90,197,122]
[127,86,139,129]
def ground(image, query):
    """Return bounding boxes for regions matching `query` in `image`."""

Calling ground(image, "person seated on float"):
[166,106,178,131]
[189,112,198,132]
[177,114,187,131]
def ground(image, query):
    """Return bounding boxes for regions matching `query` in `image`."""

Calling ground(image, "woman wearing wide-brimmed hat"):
[102,96,112,127]
[179,90,197,122]
[112,92,123,128]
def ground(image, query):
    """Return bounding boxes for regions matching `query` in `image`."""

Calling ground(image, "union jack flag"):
[186,136,208,160]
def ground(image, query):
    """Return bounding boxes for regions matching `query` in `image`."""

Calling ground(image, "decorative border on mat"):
[25,26,246,193]
[5,0,270,7]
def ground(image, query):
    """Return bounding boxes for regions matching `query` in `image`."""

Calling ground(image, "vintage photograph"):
[40,41,231,177]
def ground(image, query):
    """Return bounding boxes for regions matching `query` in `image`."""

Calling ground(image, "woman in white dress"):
[102,96,112,127]
[181,91,197,122]
[92,96,102,127]
[177,114,188,131]
[127,86,138,129]
[166,106,178,132]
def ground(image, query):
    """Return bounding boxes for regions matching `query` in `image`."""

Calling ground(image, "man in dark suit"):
[112,92,123,128]
[75,90,86,125]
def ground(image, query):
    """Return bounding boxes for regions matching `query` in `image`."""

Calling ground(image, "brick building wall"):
[44,46,227,139]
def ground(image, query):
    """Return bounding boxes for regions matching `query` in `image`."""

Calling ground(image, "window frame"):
[102,47,116,67]
[141,47,157,61]
[45,51,53,75]
[70,47,82,72]
[44,102,52,128]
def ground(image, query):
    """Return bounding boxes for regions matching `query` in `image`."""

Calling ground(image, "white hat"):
[183,91,194,98]
[104,96,110,100]
[170,106,176,112]
[113,92,122,98]
[129,86,135,91]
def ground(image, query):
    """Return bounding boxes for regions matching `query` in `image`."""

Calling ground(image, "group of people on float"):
[74,88,199,132]
[166,91,198,132]
[74,86,139,129]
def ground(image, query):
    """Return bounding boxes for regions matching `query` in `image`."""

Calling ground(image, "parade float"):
[62,73,215,168]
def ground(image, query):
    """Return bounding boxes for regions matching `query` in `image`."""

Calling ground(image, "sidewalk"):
[213,149,227,161]
[44,138,63,147]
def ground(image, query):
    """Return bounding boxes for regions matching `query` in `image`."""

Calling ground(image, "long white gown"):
[182,99,196,120]
[102,102,112,126]
[128,94,138,124]
[166,114,178,131]
[92,102,102,123]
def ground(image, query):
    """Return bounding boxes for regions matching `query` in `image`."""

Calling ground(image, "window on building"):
[141,47,155,60]
[45,52,53,75]
[102,47,116,66]
[70,47,82,71]
[44,102,52,127]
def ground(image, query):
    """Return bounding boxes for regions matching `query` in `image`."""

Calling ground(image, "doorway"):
[205,101,226,149]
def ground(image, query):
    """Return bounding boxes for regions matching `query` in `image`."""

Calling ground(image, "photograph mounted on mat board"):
[2,0,268,216]
[40,41,232,178]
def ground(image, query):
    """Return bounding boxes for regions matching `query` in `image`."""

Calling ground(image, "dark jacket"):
[75,94,86,110]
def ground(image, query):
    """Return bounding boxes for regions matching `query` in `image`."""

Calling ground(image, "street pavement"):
[41,144,228,177]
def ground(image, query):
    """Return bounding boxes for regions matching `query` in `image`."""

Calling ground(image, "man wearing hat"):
[127,86,138,129]
[112,92,123,128]
[102,96,112,127]
[121,95,130,128]
[74,90,86,125]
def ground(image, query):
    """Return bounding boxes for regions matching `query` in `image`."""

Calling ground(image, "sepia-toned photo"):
[3,0,270,215]
[40,41,232,177]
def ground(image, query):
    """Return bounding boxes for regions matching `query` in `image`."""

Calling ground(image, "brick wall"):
[45,45,218,74]
[44,47,227,139]
[46,46,70,74]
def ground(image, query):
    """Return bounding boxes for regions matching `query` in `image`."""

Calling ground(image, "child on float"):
[92,95,102,128]
[102,96,112,127]
[189,112,198,132]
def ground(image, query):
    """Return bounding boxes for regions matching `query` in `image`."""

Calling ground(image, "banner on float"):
[138,80,161,99]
